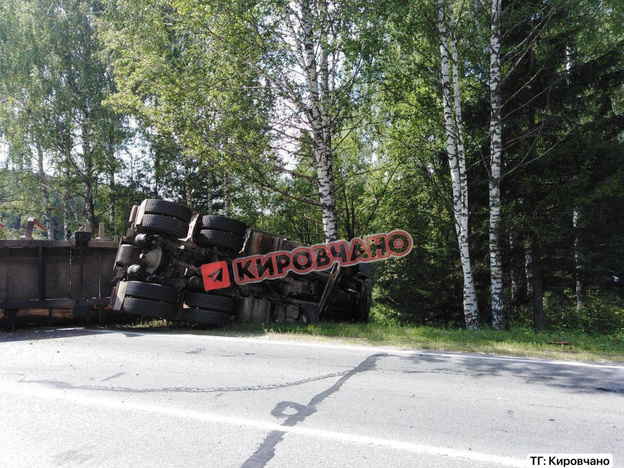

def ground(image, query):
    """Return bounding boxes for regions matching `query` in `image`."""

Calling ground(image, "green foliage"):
[542,290,624,336]
[0,0,623,336]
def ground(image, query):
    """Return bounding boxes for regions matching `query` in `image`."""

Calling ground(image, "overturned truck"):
[112,199,373,326]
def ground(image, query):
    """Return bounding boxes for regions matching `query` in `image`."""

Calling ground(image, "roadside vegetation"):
[119,320,624,363]
[1,0,624,340]
[121,299,623,363]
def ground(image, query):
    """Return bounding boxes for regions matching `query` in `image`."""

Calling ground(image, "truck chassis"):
[111,199,373,326]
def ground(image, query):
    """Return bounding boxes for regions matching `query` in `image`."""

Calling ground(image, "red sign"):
[201,230,412,292]
[233,230,412,285]
[201,261,231,291]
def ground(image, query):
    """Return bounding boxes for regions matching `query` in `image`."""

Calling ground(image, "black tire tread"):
[123,281,178,303]
[139,214,189,238]
[201,215,247,236]
[180,308,232,326]
[196,229,244,252]
[183,292,233,312]
[143,199,192,223]
[122,297,174,319]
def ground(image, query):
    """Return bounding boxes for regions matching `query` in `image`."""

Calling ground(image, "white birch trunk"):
[109,165,116,232]
[489,0,504,329]
[205,162,214,215]
[525,241,533,298]
[183,157,192,209]
[573,207,585,310]
[302,0,338,242]
[63,166,71,240]
[438,0,479,330]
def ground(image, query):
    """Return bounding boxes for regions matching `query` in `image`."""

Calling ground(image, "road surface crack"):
[23,371,349,395]
[240,353,386,468]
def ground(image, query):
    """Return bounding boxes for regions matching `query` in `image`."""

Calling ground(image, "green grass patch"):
[111,297,623,362]
[221,323,623,362]
[118,320,623,363]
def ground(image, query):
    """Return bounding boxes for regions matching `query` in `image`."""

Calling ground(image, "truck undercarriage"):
[111,199,373,326]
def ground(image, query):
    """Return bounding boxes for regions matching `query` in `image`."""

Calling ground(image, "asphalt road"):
[0,328,622,468]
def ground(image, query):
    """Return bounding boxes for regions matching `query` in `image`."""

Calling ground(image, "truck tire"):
[183,292,233,313]
[143,199,192,223]
[122,297,175,319]
[356,278,373,323]
[196,229,244,252]
[200,215,247,236]
[124,281,178,303]
[180,308,232,326]
[298,304,319,324]
[138,214,189,238]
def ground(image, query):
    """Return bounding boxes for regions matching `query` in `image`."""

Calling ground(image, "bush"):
[546,289,623,336]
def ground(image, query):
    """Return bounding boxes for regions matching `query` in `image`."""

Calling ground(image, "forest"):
[0,0,623,334]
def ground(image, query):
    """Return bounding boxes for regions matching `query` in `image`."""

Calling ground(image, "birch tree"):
[1,0,127,234]
[488,0,504,329]
[244,0,362,242]
[437,0,479,329]
[171,0,375,242]
[302,0,338,241]
[0,0,55,238]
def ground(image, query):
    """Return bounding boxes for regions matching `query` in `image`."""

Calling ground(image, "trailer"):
[0,236,118,331]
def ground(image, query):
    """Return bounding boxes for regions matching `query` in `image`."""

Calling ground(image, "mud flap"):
[112,281,128,311]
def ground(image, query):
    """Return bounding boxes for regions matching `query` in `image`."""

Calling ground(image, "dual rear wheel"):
[136,199,193,239]
[126,200,245,325]
[120,281,233,326]
[136,199,247,253]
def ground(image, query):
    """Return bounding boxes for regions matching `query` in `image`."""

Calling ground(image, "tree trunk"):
[489,0,504,329]
[223,169,230,216]
[81,122,97,230]
[315,143,338,242]
[36,145,54,240]
[573,207,586,310]
[566,42,585,312]
[206,164,214,215]
[302,0,338,242]
[63,166,71,240]
[509,234,525,306]
[109,164,116,234]
[183,157,192,209]
[525,241,533,299]
[153,148,160,197]
[530,235,544,331]
[438,0,479,330]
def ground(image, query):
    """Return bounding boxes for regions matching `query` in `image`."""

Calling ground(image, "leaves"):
[0,0,622,330]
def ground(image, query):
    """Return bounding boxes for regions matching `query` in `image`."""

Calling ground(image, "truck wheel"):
[143,199,192,223]
[123,281,178,303]
[2,309,18,332]
[298,304,319,324]
[138,214,189,238]
[196,229,244,252]
[356,278,373,323]
[200,215,247,236]
[183,292,233,312]
[122,297,175,319]
[180,308,232,326]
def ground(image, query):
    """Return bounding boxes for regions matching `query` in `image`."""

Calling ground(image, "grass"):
[109,295,624,362]
[117,320,624,363]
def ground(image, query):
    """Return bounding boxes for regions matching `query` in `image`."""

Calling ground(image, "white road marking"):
[56,328,624,370]
[0,381,526,467]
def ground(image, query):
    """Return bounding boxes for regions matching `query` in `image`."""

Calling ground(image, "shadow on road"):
[402,353,624,396]
[0,327,141,343]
